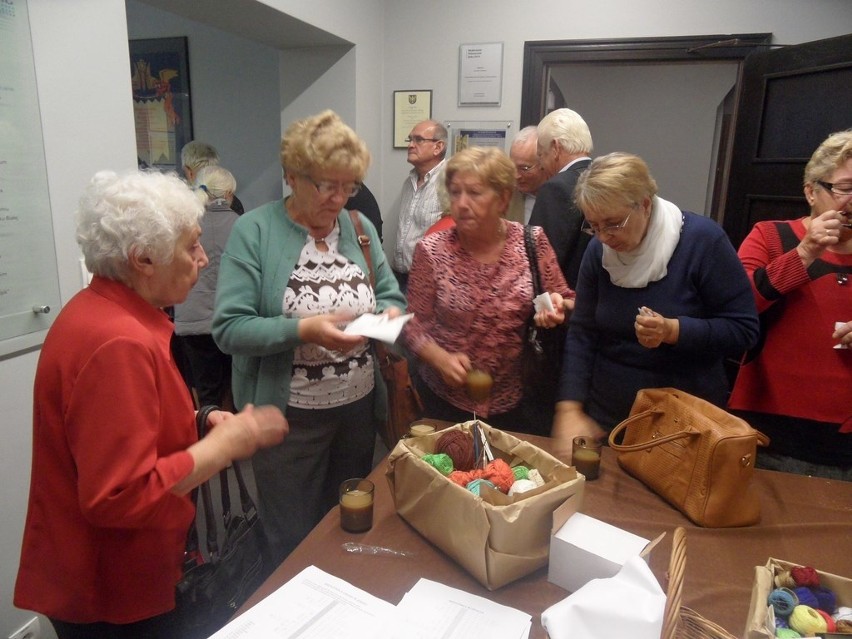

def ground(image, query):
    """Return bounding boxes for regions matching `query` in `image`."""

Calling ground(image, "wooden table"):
[237,421,852,638]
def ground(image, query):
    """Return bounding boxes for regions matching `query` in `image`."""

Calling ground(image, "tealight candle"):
[339,478,374,533]
[409,423,436,437]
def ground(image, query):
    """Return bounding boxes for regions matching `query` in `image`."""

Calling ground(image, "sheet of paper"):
[208,565,396,639]
[343,313,414,344]
[835,321,848,349]
[391,578,531,639]
[533,292,554,314]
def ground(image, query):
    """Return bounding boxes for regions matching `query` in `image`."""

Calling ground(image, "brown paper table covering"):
[236,420,852,638]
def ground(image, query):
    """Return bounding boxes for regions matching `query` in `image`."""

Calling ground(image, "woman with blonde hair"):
[403,146,571,435]
[213,110,406,564]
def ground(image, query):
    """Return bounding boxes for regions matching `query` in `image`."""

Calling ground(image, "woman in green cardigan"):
[213,110,406,566]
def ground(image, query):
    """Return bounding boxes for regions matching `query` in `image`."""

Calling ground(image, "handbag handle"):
[523,225,543,298]
[349,210,374,287]
[194,405,260,559]
[607,408,697,452]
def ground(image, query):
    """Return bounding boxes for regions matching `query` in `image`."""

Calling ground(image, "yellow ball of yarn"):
[789,605,827,636]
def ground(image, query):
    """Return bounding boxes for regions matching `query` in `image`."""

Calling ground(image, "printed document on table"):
[389,578,531,639]
[208,565,395,639]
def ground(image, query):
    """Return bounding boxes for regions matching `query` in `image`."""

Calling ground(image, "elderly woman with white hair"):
[174,165,240,408]
[14,170,287,639]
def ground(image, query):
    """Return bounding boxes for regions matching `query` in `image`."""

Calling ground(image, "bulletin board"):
[0,0,61,357]
[445,121,513,156]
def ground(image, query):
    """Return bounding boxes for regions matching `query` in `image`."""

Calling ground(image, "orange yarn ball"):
[448,459,515,493]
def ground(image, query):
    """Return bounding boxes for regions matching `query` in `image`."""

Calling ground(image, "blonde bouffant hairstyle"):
[280,110,370,180]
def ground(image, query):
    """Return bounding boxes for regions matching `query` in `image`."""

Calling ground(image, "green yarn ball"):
[512,465,530,480]
[775,628,801,638]
[422,453,454,475]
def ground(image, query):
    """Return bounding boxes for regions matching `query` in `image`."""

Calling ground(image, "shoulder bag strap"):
[607,409,697,452]
[523,225,543,297]
[349,210,375,287]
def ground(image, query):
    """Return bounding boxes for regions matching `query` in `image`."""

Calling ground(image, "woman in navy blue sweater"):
[551,153,759,461]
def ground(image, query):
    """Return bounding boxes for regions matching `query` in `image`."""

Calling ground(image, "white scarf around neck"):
[602,196,683,288]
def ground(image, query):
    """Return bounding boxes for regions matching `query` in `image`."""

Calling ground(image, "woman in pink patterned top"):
[403,146,573,435]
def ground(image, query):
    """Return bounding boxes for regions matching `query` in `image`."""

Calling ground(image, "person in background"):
[213,110,406,566]
[180,140,245,215]
[14,170,287,639]
[391,119,448,291]
[403,146,572,435]
[346,182,383,241]
[728,130,852,481]
[530,108,594,288]
[174,165,240,408]
[552,152,759,461]
[507,126,548,224]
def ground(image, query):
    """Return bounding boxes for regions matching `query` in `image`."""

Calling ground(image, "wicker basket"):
[661,527,738,639]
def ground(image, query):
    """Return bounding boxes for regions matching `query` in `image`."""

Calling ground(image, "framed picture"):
[393,90,432,148]
[445,121,513,156]
[458,42,503,106]
[129,37,193,172]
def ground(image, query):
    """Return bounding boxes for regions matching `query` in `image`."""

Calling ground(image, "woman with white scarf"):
[551,153,759,461]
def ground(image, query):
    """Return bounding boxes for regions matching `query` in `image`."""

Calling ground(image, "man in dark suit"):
[529,108,594,289]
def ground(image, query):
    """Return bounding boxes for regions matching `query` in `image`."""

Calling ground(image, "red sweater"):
[15,277,196,624]
[729,219,852,430]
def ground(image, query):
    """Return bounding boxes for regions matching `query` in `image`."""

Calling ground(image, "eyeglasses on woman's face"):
[581,205,636,236]
[301,175,361,198]
[816,180,852,199]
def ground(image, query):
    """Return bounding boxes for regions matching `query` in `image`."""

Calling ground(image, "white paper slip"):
[392,578,531,639]
[343,313,414,344]
[835,321,848,349]
[208,565,395,639]
[533,292,555,314]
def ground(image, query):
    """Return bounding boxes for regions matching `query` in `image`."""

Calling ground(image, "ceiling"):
[135,0,350,50]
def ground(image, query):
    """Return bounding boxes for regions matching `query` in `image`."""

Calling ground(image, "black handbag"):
[174,405,268,639]
[521,226,567,404]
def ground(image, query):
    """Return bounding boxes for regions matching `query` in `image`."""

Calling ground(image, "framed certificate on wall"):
[393,90,432,148]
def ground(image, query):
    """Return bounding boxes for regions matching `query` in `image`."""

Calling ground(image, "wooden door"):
[722,34,852,248]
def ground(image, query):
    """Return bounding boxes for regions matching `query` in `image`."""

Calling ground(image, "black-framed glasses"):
[301,175,361,198]
[816,180,852,198]
[581,207,635,236]
[405,135,440,145]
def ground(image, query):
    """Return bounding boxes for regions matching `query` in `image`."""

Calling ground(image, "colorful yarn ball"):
[816,609,836,633]
[508,479,538,496]
[793,586,818,609]
[812,586,837,613]
[775,570,796,589]
[422,453,454,475]
[791,566,820,588]
[774,617,789,629]
[774,629,800,639]
[527,468,545,487]
[466,478,495,496]
[512,465,530,480]
[435,430,476,471]
[768,588,798,617]
[789,605,827,636]
[449,459,515,493]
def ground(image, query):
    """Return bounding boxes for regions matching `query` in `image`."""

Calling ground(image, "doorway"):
[520,34,771,220]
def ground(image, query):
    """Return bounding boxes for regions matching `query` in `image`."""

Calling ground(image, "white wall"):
[4,1,851,635]
[126,0,283,211]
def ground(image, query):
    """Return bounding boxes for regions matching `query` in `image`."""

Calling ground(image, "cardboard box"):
[548,504,652,593]
[745,558,852,638]
[386,421,583,590]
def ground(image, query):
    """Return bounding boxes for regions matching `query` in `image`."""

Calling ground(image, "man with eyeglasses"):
[507,126,548,225]
[529,108,594,289]
[392,120,448,291]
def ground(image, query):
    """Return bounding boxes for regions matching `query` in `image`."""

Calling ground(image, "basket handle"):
[608,409,697,452]
[661,526,686,639]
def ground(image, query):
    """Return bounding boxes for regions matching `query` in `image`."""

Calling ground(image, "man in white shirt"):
[507,126,548,224]
[529,108,594,288]
[392,120,448,291]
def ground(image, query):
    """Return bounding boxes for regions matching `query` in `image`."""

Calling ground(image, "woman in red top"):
[14,171,288,639]
[729,130,852,480]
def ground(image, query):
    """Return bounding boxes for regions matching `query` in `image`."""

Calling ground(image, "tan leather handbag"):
[608,388,769,528]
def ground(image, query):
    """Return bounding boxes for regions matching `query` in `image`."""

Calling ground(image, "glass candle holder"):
[572,437,602,481]
[339,478,374,533]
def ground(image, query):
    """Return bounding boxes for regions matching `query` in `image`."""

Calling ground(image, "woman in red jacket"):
[14,170,288,639]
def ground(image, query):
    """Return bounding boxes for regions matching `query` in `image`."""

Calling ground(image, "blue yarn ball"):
[793,587,819,609]
[768,588,798,617]
[812,586,837,613]
[466,478,496,496]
